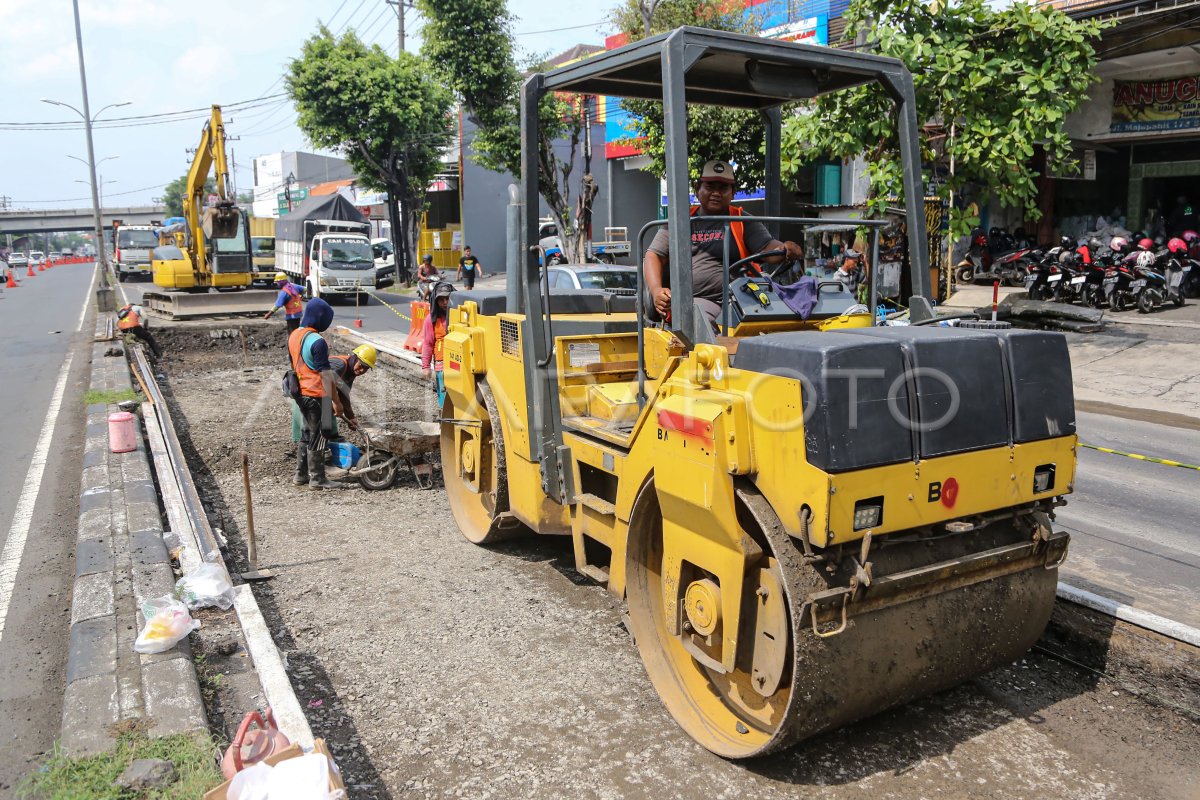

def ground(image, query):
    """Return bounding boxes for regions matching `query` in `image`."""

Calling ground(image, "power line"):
[9,182,172,205]
[514,20,608,36]
[0,93,288,131]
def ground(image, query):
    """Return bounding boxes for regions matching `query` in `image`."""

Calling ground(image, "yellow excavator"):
[151,104,252,293]
[439,28,1076,758]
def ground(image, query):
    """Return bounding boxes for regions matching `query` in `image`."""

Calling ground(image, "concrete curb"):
[60,319,207,756]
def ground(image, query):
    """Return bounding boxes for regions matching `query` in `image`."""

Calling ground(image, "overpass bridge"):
[0,205,167,235]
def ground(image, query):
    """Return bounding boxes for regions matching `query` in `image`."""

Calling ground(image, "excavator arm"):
[182,105,240,271]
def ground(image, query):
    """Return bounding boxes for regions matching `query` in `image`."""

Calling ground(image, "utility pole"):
[70,0,109,294]
[386,0,413,52]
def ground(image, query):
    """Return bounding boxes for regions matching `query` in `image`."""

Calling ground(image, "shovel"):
[240,452,274,581]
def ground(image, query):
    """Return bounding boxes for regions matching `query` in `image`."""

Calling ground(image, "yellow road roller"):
[439,27,1075,758]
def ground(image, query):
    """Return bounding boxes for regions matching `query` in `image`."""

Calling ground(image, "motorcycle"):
[1103,262,1137,312]
[1023,245,1071,301]
[955,226,1034,287]
[1160,255,1190,308]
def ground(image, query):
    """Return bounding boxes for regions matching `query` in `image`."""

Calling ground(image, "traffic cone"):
[37,260,44,272]
[6,271,16,288]
[27,263,35,278]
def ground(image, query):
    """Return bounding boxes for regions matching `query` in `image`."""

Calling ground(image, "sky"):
[0,0,624,211]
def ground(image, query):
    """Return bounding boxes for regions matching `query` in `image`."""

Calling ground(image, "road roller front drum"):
[625,481,1064,759]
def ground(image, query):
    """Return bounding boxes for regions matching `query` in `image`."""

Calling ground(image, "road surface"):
[0,263,95,792]
[1058,410,1200,630]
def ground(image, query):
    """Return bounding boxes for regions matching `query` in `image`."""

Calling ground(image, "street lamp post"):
[41,0,129,301]
[70,154,117,213]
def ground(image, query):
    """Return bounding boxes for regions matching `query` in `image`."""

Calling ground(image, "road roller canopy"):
[538,26,912,108]
[515,26,933,351]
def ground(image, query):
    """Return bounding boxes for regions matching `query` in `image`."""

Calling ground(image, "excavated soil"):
[153,324,1200,800]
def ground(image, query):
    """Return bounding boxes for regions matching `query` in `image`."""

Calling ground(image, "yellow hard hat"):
[274,272,288,282]
[352,344,377,369]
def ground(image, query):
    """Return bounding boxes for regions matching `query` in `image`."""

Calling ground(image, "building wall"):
[460,117,621,271]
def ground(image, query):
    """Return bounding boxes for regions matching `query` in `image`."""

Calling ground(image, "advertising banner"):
[1112,75,1200,133]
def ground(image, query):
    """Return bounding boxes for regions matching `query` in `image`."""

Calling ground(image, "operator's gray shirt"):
[648,212,774,303]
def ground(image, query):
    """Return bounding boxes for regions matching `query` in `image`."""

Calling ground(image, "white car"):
[544,264,638,295]
[28,250,45,266]
[8,252,27,269]
[0,258,8,282]
[371,238,396,288]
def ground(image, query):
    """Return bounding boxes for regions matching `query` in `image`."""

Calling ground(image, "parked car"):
[371,238,396,289]
[0,258,8,282]
[545,264,638,295]
[28,250,46,267]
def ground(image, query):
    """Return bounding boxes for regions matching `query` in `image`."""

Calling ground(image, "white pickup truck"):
[275,196,376,302]
[538,219,631,265]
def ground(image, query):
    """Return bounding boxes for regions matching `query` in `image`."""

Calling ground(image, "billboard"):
[1112,75,1200,133]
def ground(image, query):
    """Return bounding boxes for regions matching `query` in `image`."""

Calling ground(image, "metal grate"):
[501,318,520,357]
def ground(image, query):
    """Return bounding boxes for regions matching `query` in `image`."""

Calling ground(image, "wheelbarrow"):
[329,421,441,490]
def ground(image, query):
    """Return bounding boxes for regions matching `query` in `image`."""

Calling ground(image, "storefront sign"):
[1112,76,1200,133]
[760,15,829,45]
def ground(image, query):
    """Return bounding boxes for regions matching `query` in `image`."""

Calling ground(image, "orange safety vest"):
[117,306,140,330]
[691,204,751,261]
[432,316,447,364]
[282,283,303,316]
[288,326,325,398]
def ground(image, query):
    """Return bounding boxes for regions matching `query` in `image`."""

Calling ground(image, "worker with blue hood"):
[287,298,346,489]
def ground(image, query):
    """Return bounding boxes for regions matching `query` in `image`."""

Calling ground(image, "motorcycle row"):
[956,227,1200,314]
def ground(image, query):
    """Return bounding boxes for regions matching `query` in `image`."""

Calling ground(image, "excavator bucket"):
[203,202,241,240]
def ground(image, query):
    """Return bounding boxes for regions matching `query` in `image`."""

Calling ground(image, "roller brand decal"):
[927,477,959,509]
[656,409,715,449]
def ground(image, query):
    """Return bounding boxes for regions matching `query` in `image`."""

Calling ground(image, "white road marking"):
[0,357,77,647]
[0,271,94,647]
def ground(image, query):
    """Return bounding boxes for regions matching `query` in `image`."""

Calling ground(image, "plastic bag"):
[176,562,236,610]
[134,596,200,654]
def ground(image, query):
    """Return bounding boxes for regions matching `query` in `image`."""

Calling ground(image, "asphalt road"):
[120,276,1200,637]
[1057,410,1200,630]
[0,262,96,791]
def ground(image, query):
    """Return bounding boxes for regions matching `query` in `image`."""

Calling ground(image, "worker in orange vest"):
[116,303,162,357]
[420,281,453,410]
[264,272,305,335]
[643,159,804,325]
[287,298,346,490]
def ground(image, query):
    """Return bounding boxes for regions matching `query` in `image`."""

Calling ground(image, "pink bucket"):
[108,411,137,454]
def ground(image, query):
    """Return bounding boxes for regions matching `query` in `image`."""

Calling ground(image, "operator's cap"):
[700,159,735,184]
[432,281,454,299]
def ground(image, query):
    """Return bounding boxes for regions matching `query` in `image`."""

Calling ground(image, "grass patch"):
[83,388,139,407]
[19,726,222,799]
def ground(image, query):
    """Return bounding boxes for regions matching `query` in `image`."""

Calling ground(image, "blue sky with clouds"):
[0,0,621,210]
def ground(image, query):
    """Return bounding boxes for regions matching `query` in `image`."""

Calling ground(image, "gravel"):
[155,324,1200,800]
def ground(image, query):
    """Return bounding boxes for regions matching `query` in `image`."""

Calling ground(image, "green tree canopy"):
[783,0,1109,238]
[162,173,214,218]
[418,0,598,263]
[287,26,454,276]
[607,0,762,185]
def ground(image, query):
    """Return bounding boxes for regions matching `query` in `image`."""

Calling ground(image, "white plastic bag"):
[134,596,200,654]
[176,562,235,610]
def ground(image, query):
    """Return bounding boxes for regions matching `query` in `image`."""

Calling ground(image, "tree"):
[782,0,1109,240]
[162,172,214,218]
[287,27,454,281]
[418,0,597,264]
[607,0,763,186]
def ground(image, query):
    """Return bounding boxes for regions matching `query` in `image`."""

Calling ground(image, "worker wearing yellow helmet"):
[264,271,306,334]
[326,344,377,431]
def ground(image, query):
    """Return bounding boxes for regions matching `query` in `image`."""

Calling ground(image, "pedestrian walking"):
[117,303,162,357]
[287,298,346,490]
[456,246,485,290]
[420,281,453,411]
[264,272,305,335]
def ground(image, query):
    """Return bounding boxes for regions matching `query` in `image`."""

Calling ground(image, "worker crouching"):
[117,303,162,357]
[329,344,377,432]
[287,298,347,490]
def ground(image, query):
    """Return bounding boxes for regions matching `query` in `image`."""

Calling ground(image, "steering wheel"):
[727,248,788,280]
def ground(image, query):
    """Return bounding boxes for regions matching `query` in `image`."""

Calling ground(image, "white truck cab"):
[113,225,159,281]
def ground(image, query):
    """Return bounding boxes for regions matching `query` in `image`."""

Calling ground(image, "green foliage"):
[18,727,221,799]
[783,0,1110,238]
[162,173,214,218]
[287,26,454,267]
[418,0,594,261]
[83,388,138,406]
[608,0,764,185]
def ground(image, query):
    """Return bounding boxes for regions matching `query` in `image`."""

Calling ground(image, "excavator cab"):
[438,27,1077,759]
